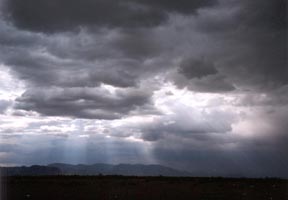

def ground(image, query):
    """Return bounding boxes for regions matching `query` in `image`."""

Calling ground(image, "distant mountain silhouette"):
[48,163,191,176]
[0,165,60,176]
[1,163,191,177]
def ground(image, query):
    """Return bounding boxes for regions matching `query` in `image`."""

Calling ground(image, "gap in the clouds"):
[0,64,25,101]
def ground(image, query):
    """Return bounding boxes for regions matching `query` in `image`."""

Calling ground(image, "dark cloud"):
[0,19,158,120]
[136,0,218,14]
[1,46,138,88]
[16,87,152,119]
[173,57,235,92]
[0,0,287,178]
[166,0,287,93]
[197,0,287,91]
[178,58,218,79]
[0,23,163,90]
[3,0,217,32]
[197,0,287,33]
[238,0,287,31]
[3,0,165,32]
[108,29,162,59]
[0,21,41,47]
[171,72,235,93]
[188,74,235,92]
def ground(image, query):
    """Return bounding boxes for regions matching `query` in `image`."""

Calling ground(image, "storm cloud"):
[16,87,152,119]
[0,0,287,177]
[3,0,217,32]
[197,0,287,90]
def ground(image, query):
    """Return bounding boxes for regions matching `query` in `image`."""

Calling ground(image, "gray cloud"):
[96,101,237,142]
[171,71,235,93]
[188,74,235,92]
[3,0,217,32]
[136,0,217,14]
[196,0,287,91]
[163,0,287,94]
[108,29,163,59]
[140,112,234,142]
[178,58,218,79]
[16,87,152,119]
[0,0,287,178]
[3,0,165,32]
[1,0,286,97]
[0,19,159,120]
[239,85,288,107]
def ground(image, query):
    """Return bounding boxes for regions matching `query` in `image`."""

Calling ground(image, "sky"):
[0,0,287,177]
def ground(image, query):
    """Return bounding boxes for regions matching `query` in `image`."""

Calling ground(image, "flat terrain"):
[1,176,287,200]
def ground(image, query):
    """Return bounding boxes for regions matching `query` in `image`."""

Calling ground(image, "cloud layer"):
[4,0,217,32]
[0,0,287,177]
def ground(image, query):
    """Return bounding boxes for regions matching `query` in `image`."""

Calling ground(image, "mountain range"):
[0,163,191,177]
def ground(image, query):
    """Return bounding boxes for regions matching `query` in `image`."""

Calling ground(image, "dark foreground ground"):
[1,176,287,200]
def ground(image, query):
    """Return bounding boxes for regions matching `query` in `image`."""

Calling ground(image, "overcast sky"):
[0,0,287,177]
